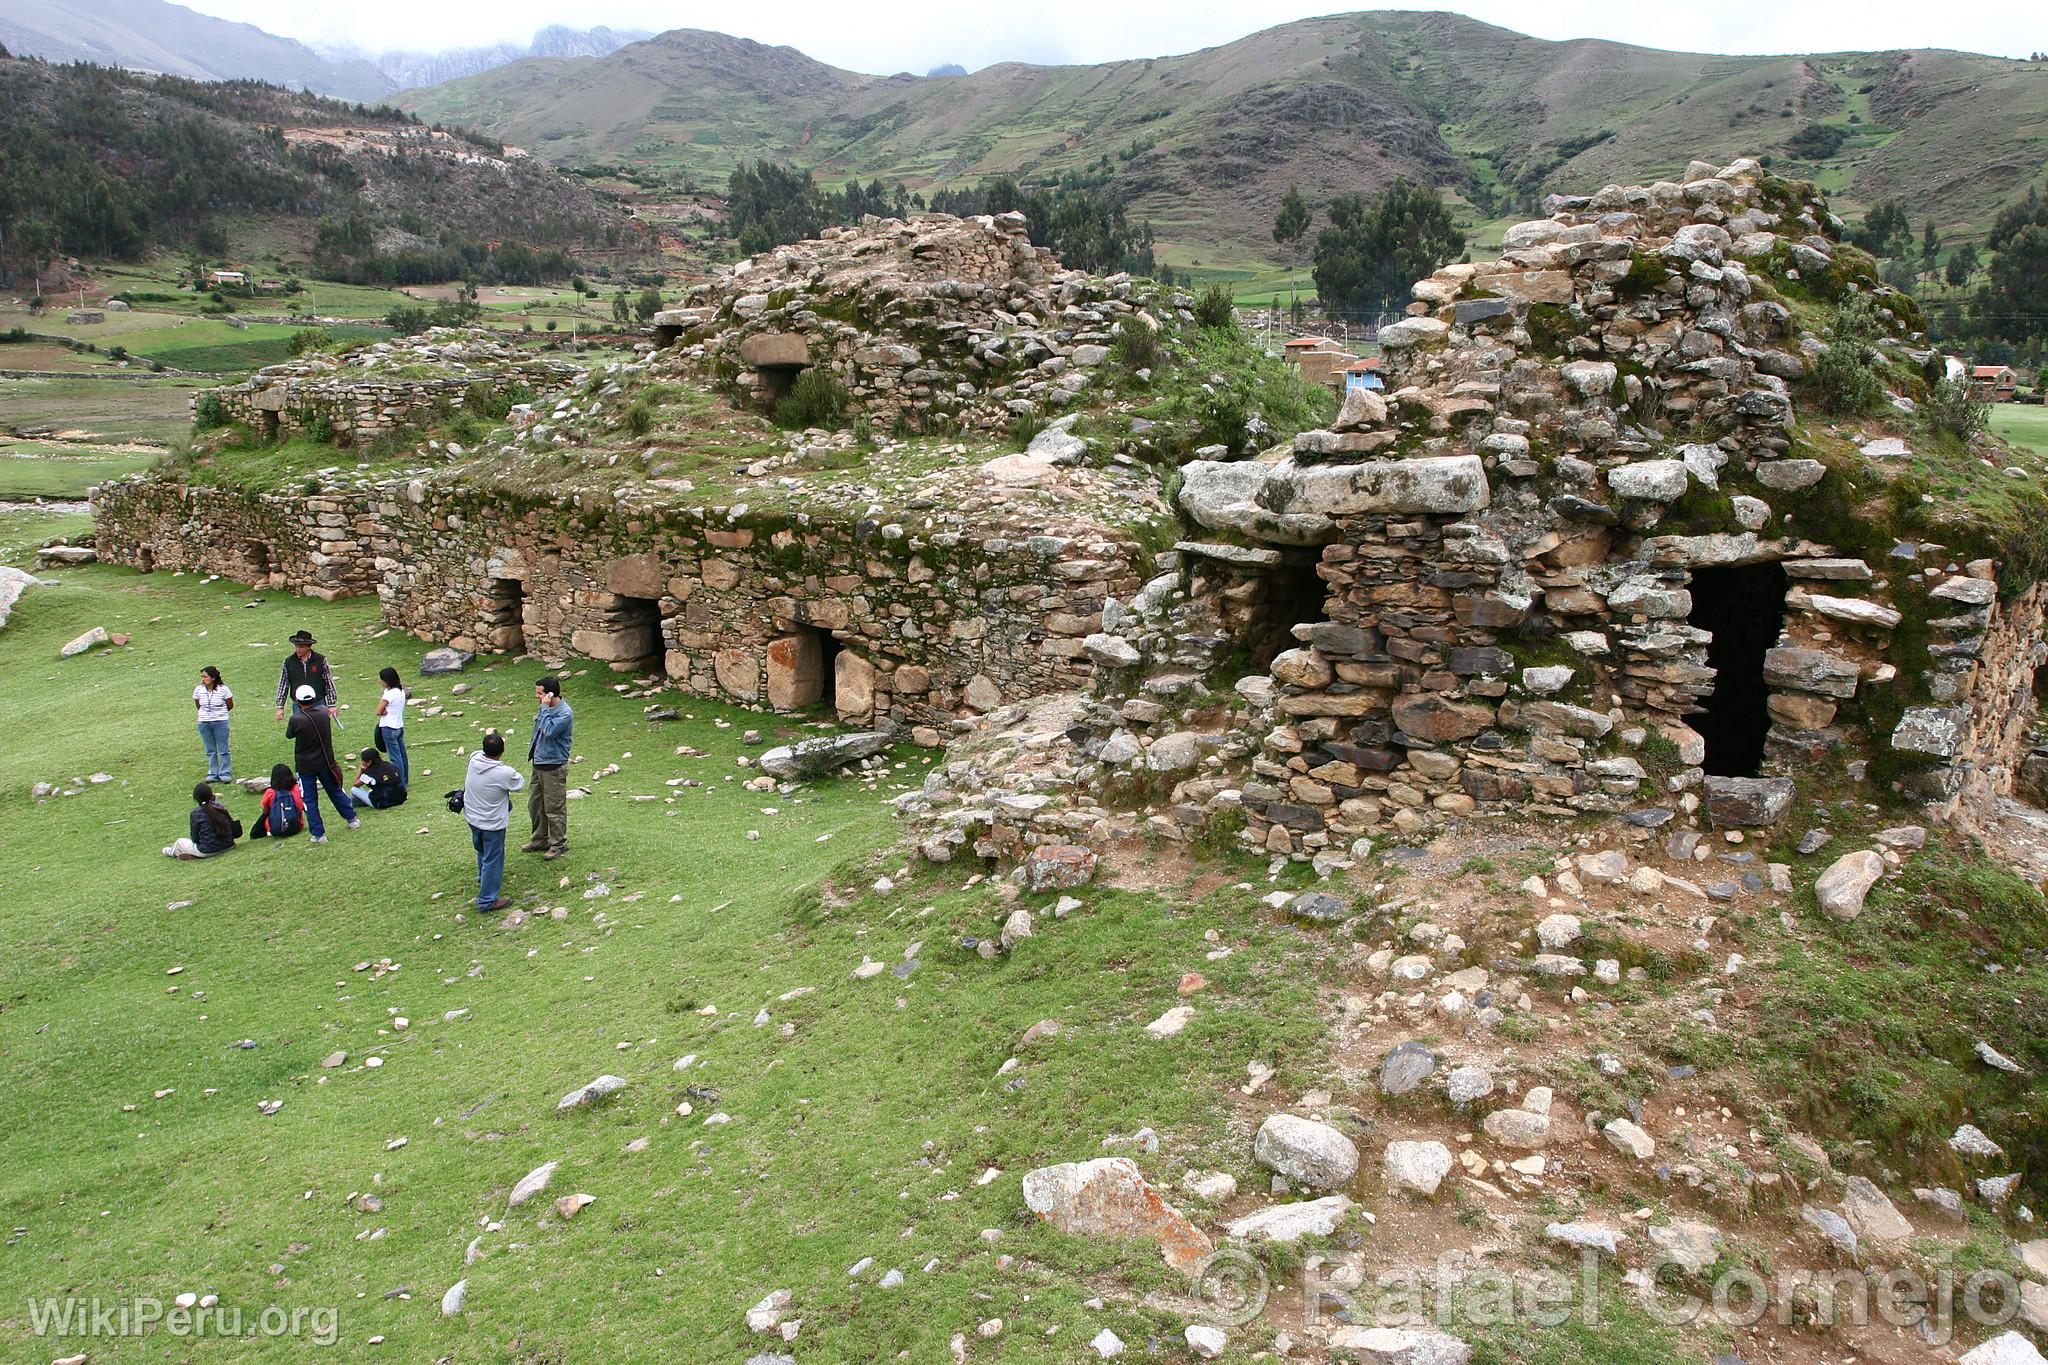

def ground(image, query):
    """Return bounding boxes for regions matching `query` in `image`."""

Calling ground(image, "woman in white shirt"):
[193,665,234,782]
[376,666,410,788]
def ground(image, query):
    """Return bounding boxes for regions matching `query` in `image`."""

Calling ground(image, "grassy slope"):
[0,443,158,498]
[403,11,2048,267]
[0,566,1330,1361]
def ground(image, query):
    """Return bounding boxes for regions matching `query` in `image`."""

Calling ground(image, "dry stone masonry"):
[652,212,1165,433]
[200,330,578,448]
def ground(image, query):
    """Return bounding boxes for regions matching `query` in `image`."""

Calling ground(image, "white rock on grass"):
[1325,1326,1473,1364]
[1254,1113,1359,1189]
[1144,1005,1194,1038]
[1219,1195,1352,1242]
[1535,913,1581,949]
[1646,1220,1723,1273]
[1951,1124,2005,1159]
[556,1075,629,1110]
[1185,1324,1227,1358]
[745,1289,793,1333]
[507,1160,558,1208]
[440,1279,467,1316]
[1815,850,1885,919]
[1089,1328,1125,1357]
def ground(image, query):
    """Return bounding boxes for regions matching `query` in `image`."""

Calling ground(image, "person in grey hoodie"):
[463,731,526,912]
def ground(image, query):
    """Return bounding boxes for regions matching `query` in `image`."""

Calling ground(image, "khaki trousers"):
[528,764,568,852]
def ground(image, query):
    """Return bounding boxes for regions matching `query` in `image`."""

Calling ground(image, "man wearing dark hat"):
[274,629,337,720]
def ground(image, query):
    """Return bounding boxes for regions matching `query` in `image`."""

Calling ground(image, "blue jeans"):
[298,765,356,838]
[198,719,231,780]
[471,824,506,908]
[378,726,409,788]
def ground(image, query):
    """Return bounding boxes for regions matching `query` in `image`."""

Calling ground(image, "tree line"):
[1272,180,1467,314]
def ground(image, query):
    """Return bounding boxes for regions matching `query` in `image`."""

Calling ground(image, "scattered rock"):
[1219,1195,1353,1242]
[59,626,109,658]
[508,1160,558,1208]
[1020,1157,1213,1273]
[1602,1118,1655,1160]
[419,647,473,675]
[1384,1140,1454,1196]
[1814,850,1885,919]
[556,1075,629,1110]
[1254,1113,1359,1190]
[1377,1041,1438,1095]
[759,731,891,780]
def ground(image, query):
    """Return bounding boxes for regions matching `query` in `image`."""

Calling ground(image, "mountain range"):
[0,0,645,103]
[318,25,651,96]
[399,11,2048,267]
[0,0,394,100]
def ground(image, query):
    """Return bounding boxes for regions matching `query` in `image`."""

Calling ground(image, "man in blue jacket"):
[522,675,574,860]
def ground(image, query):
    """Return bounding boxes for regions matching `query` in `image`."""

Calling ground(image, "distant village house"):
[1970,365,2021,402]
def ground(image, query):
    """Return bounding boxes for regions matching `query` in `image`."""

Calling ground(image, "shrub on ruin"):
[773,368,848,429]
[1193,284,1237,330]
[1922,378,1989,444]
[624,396,658,437]
[1112,319,1162,372]
[1811,298,1890,415]
[192,392,228,429]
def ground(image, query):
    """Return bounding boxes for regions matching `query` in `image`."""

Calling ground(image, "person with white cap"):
[285,683,357,843]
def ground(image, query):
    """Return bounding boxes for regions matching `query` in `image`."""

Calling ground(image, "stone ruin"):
[200,329,579,447]
[91,161,2048,873]
[900,159,2048,871]
[651,211,1154,433]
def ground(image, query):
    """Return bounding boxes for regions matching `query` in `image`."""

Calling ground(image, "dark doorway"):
[243,539,271,585]
[809,624,843,710]
[1247,552,1328,674]
[1686,563,1787,777]
[485,578,526,655]
[758,364,805,408]
[608,594,662,670]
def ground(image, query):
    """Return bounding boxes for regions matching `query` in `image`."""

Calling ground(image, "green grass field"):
[1992,404,2048,462]
[0,444,159,499]
[0,377,205,444]
[0,564,1332,1361]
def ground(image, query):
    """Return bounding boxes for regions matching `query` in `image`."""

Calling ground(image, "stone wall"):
[202,370,569,449]
[1941,581,2048,827]
[92,474,1145,733]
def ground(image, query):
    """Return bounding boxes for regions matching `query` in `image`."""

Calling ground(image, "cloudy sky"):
[179,0,2035,68]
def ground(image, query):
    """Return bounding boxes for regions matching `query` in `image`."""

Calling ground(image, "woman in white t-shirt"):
[193,665,235,782]
[375,666,410,788]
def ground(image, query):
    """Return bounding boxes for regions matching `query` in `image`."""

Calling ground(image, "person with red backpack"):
[251,763,305,839]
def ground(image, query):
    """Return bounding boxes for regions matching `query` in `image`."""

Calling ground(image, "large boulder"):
[1702,776,1794,827]
[1020,1157,1213,1274]
[1814,850,1885,920]
[1254,1113,1359,1189]
[420,646,473,675]
[758,731,890,780]
[0,566,53,632]
[1262,455,1491,518]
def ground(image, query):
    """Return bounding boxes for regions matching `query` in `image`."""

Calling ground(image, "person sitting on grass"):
[164,782,239,860]
[251,763,304,840]
[350,747,408,811]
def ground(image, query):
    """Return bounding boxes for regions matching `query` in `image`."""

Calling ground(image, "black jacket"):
[286,705,341,776]
[189,803,237,855]
[358,757,407,808]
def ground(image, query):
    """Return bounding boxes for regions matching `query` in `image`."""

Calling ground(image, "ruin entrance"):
[243,539,272,586]
[737,333,812,410]
[1247,552,1328,674]
[485,578,526,655]
[600,593,663,671]
[1687,562,1787,777]
[765,625,841,710]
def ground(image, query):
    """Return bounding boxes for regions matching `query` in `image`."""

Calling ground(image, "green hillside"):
[402,11,2048,267]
